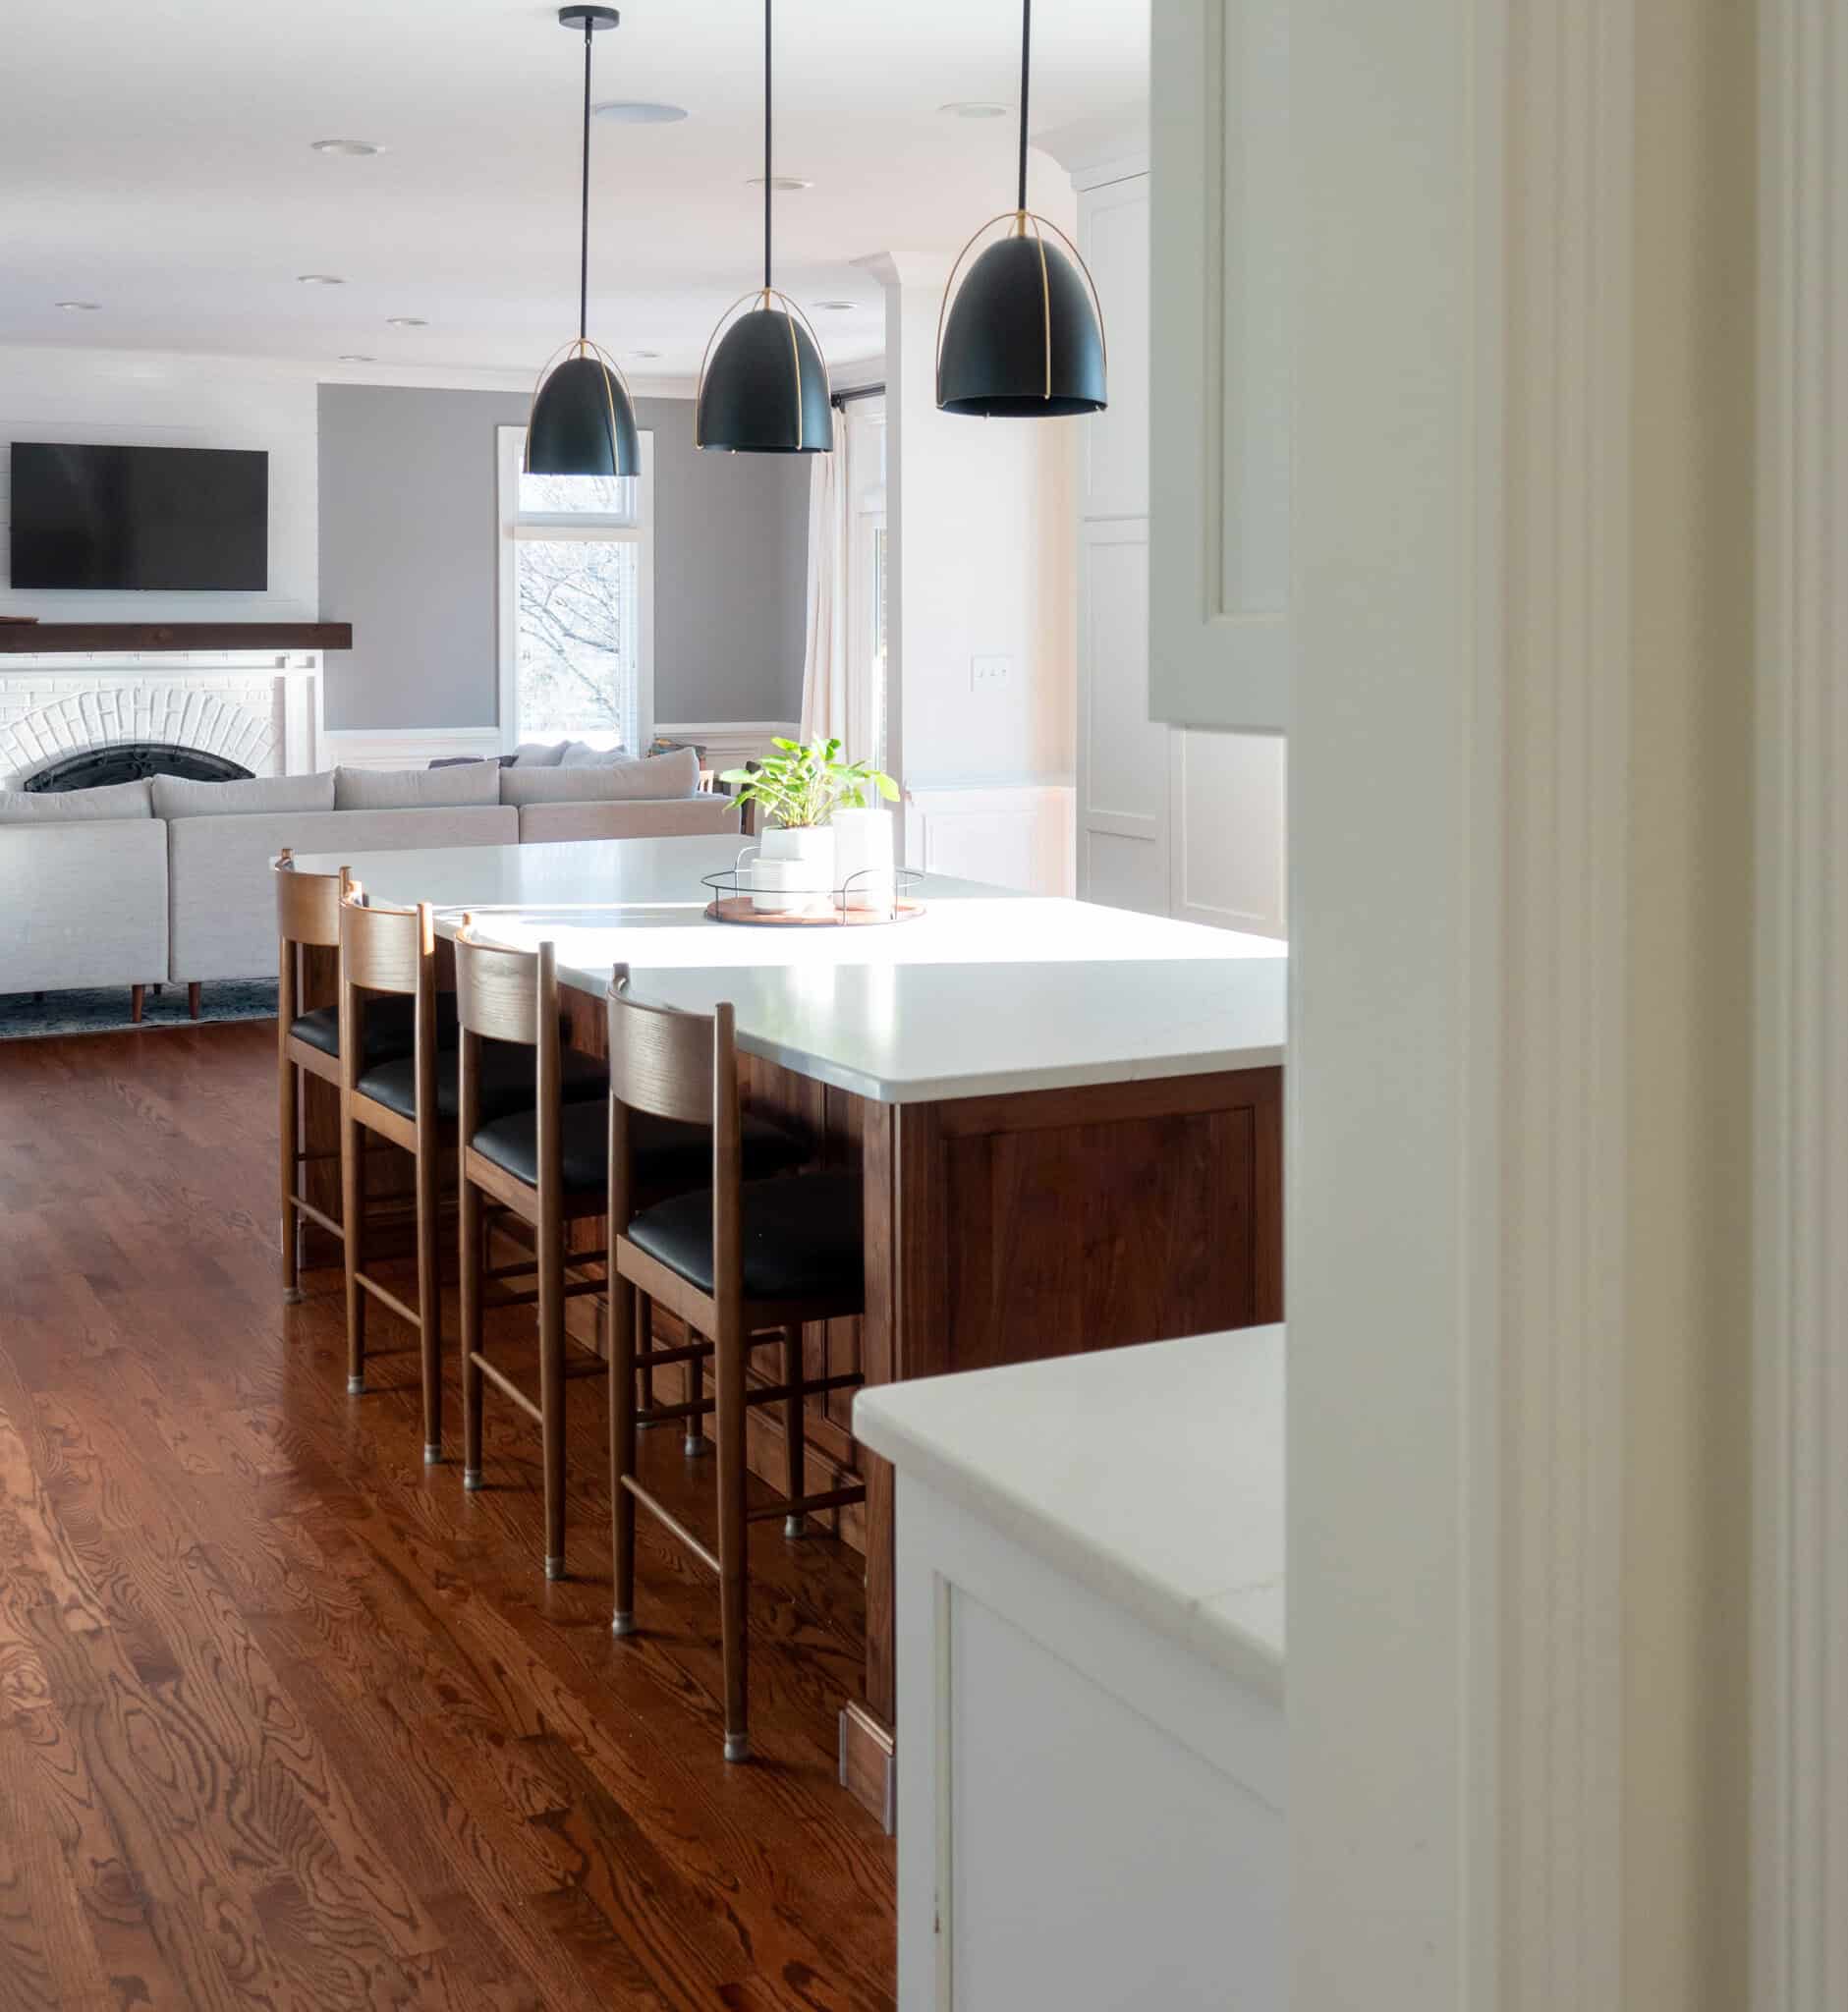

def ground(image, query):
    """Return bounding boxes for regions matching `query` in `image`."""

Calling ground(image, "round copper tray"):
[703,896,927,927]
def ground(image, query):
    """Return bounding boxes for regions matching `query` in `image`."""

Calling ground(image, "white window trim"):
[844,397,886,771]
[495,424,655,754]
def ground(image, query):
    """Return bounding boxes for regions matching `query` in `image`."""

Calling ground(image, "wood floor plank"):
[0,1023,895,2009]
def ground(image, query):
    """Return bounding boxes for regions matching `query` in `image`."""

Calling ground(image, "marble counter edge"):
[854,1332,1286,1700]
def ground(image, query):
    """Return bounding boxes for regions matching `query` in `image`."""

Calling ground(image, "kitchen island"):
[291,834,1286,1821]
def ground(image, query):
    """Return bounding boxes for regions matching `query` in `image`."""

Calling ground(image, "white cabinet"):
[1148,0,1293,735]
[1075,155,1287,935]
[855,1331,1287,2012]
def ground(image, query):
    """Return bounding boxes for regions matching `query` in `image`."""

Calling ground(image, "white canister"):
[831,807,897,912]
[757,822,836,916]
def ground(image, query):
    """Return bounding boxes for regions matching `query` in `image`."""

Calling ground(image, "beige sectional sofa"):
[0,750,738,1004]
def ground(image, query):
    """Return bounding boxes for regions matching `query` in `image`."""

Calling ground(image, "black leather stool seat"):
[624,1171,864,1302]
[470,1102,806,1197]
[356,1041,606,1127]
[290,994,458,1069]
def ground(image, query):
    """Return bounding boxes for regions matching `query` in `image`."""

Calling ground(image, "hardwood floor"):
[0,1022,895,2011]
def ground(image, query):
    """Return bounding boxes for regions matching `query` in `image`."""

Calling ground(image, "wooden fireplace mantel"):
[0,622,352,653]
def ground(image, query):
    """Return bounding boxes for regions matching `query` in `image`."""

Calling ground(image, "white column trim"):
[1755,3,1846,2007]
[1289,1,1631,2005]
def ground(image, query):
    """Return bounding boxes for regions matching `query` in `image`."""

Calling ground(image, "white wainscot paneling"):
[1078,521,1170,915]
[318,726,501,771]
[903,785,1076,898]
[1171,727,1288,937]
[1149,0,1292,732]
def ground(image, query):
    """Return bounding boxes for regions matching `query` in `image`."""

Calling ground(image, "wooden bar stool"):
[605,970,868,1761]
[454,930,807,1582]
[274,850,418,1303]
[339,887,608,1465]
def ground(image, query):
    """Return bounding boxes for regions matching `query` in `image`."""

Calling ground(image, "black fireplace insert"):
[24,743,254,793]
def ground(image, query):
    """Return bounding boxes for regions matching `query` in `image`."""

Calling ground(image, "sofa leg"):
[131,984,144,1026]
[188,981,201,1021]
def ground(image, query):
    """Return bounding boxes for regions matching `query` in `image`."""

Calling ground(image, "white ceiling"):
[0,0,1148,383]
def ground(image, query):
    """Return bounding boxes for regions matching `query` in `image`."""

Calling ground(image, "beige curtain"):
[798,444,850,744]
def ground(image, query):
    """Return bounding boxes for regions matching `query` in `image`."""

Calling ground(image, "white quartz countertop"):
[293,835,1287,1106]
[853,1327,1285,1697]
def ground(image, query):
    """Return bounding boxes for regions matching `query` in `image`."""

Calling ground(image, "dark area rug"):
[0,981,279,1040]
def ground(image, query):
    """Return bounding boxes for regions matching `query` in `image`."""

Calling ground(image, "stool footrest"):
[355,1271,420,1331]
[747,1483,867,1524]
[620,1478,721,1576]
[472,1352,544,1425]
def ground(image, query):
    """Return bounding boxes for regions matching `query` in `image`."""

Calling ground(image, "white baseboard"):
[655,720,799,774]
[904,784,1077,898]
[316,725,500,771]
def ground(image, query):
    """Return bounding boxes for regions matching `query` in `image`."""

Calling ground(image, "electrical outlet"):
[971,654,1012,690]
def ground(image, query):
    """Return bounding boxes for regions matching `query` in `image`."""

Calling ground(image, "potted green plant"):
[720,737,899,913]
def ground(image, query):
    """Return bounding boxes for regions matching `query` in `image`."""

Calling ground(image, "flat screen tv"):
[8,442,268,590]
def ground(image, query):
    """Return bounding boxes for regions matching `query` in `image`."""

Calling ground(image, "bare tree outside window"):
[515,536,640,745]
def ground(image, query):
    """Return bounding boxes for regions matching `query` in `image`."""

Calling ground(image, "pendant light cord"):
[763,0,774,292]
[579,15,592,342]
[1017,0,1032,213]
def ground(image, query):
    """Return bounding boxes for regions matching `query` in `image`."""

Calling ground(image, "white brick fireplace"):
[0,651,321,790]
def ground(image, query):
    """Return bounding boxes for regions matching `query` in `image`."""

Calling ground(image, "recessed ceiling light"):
[55,300,100,311]
[337,354,373,363]
[939,100,1010,119]
[629,349,661,359]
[309,138,384,156]
[592,100,688,124]
[812,300,857,311]
[385,316,427,327]
[745,175,812,192]
[297,273,345,286]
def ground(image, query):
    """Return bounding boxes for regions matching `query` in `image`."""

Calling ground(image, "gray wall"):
[317,384,809,733]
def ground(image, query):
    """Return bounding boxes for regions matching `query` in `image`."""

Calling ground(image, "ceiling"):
[0,0,1148,383]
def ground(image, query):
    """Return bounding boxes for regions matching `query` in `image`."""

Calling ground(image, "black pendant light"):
[526,5,641,477]
[936,0,1107,417]
[695,0,833,454]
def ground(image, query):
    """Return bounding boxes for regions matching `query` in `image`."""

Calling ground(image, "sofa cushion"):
[0,778,153,822]
[499,748,701,809]
[556,741,634,768]
[334,762,502,811]
[152,770,336,819]
[516,795,740,844]
[513,740,570,766]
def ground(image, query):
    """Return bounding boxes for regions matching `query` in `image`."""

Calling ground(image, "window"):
[496,426,654,754]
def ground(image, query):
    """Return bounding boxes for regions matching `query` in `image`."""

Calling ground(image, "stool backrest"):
[605,966,742,1297]
[453,916,549,1048]
[339,882,431,997]
[338,883,439,1104]
[273,850,349,1033]
[273,848,347,950]
[604,965,726,1129]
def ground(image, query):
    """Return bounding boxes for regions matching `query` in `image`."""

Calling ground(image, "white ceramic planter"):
[832,807,897,912]
[755,823,836,914]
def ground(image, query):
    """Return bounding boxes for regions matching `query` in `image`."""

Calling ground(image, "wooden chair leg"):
[610,1273,639,1635]
[280,1057,303,1304]
[415,1113,442,1465]
[717,1317,750,1761]
[538,1207,567,1580]
[342,1110,367,1394]
[459,1174,483,1489]
[782,1322,808,1537]
[130,984,144,1025]
[187,981,201,1020]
